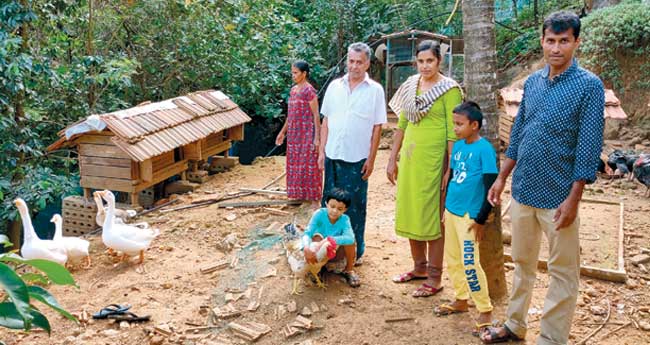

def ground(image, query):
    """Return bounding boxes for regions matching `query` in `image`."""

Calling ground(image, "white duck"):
[51,214,91,268]
[99,190,159,264]
[93,192,137,227]
[14,198,67,265]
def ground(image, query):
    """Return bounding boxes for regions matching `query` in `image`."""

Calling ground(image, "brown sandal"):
[412,283,443,297]
[392,271,427,283]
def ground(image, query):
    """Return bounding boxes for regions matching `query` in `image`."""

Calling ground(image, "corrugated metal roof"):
[499,88,627,120]
[49,90,251,161]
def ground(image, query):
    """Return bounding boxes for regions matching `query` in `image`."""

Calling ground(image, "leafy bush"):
[580,0,650,91]
[0,239,77,333]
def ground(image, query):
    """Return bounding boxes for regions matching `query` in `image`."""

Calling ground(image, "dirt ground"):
[2,145,650,345]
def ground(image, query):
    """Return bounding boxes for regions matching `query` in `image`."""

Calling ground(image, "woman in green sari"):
[387,40,462,297]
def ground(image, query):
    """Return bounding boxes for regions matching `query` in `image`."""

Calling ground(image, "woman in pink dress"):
[276,60,322,208]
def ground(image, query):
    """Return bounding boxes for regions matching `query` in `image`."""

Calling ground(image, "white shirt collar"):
[343,73,371,86]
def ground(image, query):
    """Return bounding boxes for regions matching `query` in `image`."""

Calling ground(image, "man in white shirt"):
[318,42,387,284]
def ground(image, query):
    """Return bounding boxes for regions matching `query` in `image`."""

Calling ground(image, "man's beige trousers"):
[505,199,580,345]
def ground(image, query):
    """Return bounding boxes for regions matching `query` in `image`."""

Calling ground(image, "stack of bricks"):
[62,196,98,236]
[187,170,209,183]
[138,188,154,208]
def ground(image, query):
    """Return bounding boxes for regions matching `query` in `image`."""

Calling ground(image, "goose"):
[51,214,91,268]
[93,192,137,227]
[98,190,159,264]
[14,198,67,265]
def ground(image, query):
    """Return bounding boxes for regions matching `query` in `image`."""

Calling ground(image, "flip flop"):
[472,322,493,337]
[412,283,443,297]
[392,271,427,283]
[480,325,523,344]
[433,303,468,316]
[340,271,361,288]
[107,311,151,322]
[92,304,131,319]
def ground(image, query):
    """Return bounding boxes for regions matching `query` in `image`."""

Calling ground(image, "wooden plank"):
[618,202,625,272]
[205,131,224,148]
[133,160,188,193]
[131,160,140,180]
[503,252,626,283]
[75,134,114,145]
[228,124,244,141]
[79,143,131,159]
[81,164,132,179]
[217,200,302,208]
[80,156,131,168]
[183,141,202,161]
[202,140,231,159]
[153,159,188,181]
[152,151,175,171]
[139,159,153,182]
[238,188,287,195]
[80,176,135,192]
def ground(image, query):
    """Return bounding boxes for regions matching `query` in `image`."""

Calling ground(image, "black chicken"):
[607,149,638,177]
[633,154,650,197]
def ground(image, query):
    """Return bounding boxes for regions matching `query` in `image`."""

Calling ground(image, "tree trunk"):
[512,0,518,18]
[462,0,507,300]
[87,0,96,112]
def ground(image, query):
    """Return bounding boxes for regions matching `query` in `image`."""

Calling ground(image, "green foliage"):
[580,0,650,91]
[494,0,583,69]
[0,253,77,334]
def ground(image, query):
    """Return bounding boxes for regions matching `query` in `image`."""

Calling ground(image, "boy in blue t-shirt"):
[434,101,498,336]
[302,188,359,287]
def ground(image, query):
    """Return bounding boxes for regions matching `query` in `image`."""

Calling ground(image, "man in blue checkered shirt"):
[480,11,605,345]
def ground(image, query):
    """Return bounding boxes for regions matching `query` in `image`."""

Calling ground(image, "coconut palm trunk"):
[462,0,507,299]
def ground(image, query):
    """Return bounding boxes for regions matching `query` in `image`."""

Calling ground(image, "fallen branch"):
[160,172,287,213]
[239,188,287,195]
[576,299,610,345]
[598,321,631,340]
[139,198,180,216]
[385,317,415,323]
[217,200,302,208]
[503,252,626,283]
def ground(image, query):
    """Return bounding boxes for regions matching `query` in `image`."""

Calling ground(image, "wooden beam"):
[183,141,202,161]
[130,160,140,180]
[80,176,135,192]
[202,140,231,159]
[217,200,301,208]
[133,160,188,193]
[238,188,287,195]
[139,159,153,182]
[618,202,625,272]
[75,134,114,145]
[228,125,244,141]
[503,252,626,283]
[152,151,175,171]
[130,192,139,207]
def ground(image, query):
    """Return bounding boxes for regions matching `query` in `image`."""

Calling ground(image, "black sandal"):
[340,271,361,288]
[107,311,151,322]
[92,304,131,319]
[480,325,522,344]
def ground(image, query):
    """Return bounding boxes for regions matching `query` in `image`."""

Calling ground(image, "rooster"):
[633,154,650,197]
[285,233,337,295]
[606,150,639,179]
